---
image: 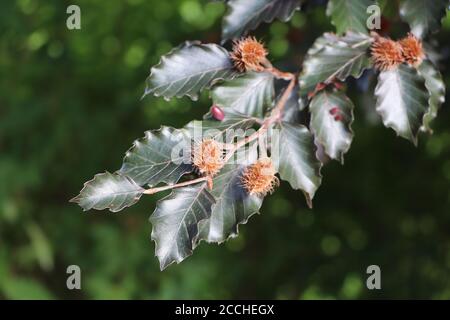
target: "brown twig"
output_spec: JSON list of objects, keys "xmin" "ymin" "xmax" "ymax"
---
[
  {"xmin": 267, "ymin": 66, "xmax": 295, "ymax": 80},
  {"xmin": 267, "ymin": 76, "xmax": 296, "ymax": 122},
  {"xmin": 143, "ymin": 176, "xmax": 208, "ymax": 195},
  {"xmin": 224, "ymin": 76, "xmax": 296, "ymax": 162}
]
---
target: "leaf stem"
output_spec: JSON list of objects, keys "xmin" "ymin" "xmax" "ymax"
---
[
  {"xmin": 143, "ymin": 176, "xmax": 208, "ymax": 195},
  {"xmin": 267, "ymin": 67, "xmax": 295, "ymax": 80}
]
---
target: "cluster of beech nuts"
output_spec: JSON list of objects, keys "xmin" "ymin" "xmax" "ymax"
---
[
  {"xmin": 371, "ymin": 33, "xmax": 425, "ymax": 71},
  {"xmin": 192, "ymin": 33, "xmax": 425, "ymax": 197},
  {"xmin": 192, "ymin": 138, "xmax": 278, "ymax": 197},
  {"xmin": 230, "ymin": 33, "xmax": 425, "ymax": 74}
]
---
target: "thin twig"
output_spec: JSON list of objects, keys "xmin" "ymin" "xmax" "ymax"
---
[
  {"xmin": 143, "ymin": 176, "xmax": 208, "ymax": 195},
  {"xmin": 223, "ymin": 127, "xmax": 267, "ymax": 163},
  {"xmin": 224, "ymin": 76, "xmax": 296, "ymax": 162},
  {"xmin": 267, "ymin": 67, "xmax": 295, "ymax": 80},
  {"xmin": 267, "ymin": 76, "xmax": 296, "ymax": 122}
]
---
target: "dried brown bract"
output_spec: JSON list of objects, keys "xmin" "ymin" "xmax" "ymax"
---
[
  {"xmin": 242, "ymin": 158, "xmax": 279, "ymax": 197},
  {"xmin": 193, "ymin": 138, "xmax": 224, "ymax": 176},
  {"xmin": 230, "ymin": 37, "xmax": 268, "ymax": 72},
  {"xmin": 399, "ymin": 33, "xmax": 425, "ymax": 67},
  {"xmin": 371, "ymin": 36, "xmax": 404, "ymax": 71}
]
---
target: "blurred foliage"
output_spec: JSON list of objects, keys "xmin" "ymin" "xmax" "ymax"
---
[{"xmin": 0, "ymin": 0, "xmax": 450, "ymax": 299}]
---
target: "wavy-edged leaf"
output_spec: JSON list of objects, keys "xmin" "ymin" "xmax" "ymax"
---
[
  {"xmin": 374, "ymin": 64, "xmax": 430, "ymax": 144},
  {"xmin": 144, "ymin": 42, "xmax": 236, "ymax": 101},
  {"xmin": 310, "ymin": 90, "xmax": 354, "ymax": 163},
  {"xmin": 211, "ymin": 71, "xmax": 274, "ymax": 117},
  {"xmin": 400, "ymin": 0, "xmax": 449, "ymax": 39},
  {"xmin": 150, "ymin": 183, "xmax": 215, "ymax": 270},
  {"xmin": 70, "ymin": 172, "xmax": 144, "ymax": 212},
  {"xmin": 197, "ymin": 143, "xmax": 262, "ymax": 243},
  {"xmin": 299, "ymin": 32, "xmax": 372, "ymax": 95},
  {"xmin": 222, "ymin": 0, "xmax": 302, "ymax": 40},
  {"xmin": 306, "ymin": 33, "xmax": 340, "ymax": 56},
  {"xmin": 119, "ymin": 127, "xmax": 192, "ymax": 187},
  {"xmin": 282, "ymin": 84, "xmax": 305, "ymax": 124},
  {"xmin": 185, "ymin": 109, "xmax": 257, "ymax": 142},
  {"xmin": 326, "ymin": 0, "xmax": 375, "ymax": 35},
  {"xmin": 418, "ymin": 60, "xmax": 446, "ymax": 132},
  {"xmin": 271, "ymin": 122, "xmax": 322, "ymax": 207}
]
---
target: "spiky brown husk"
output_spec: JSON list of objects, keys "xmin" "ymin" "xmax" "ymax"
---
[
  {"xmin": 371, "ymin": 36, "xmax": 404, "ymax": 71},
  {"xmin": 193, "ymin": 139, "xmax": 224, "ymax": 176},
  {"xmin": 230, "ymin": 37, "xmax": 268, "ymax": 72},
  {"xmin": 242, "ymin": 158, "xmax": 279, "ymax": 197},
  {"xmin": 399, "ymin": 33, "xmax": 425, "ymax": 67}
]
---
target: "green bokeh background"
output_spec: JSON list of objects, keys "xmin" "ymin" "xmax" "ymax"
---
[{"xmin": 1, "ymin": 0, "xmax": 450, "ymax": 299}]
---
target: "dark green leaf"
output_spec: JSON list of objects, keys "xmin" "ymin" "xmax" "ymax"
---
[
  {"xmin": 282, "ymin": 85, "xmax": 305, "ymax": 124},
  {"xmin": 400, "ymin": 0, "xmax": 449, "ymax": 39},
  {"xmin": 144, "ymin": 42, "xmax": 235, "ymax": 101},
  {"xmin": 150, "ymin": 183, "xmax": 215, "ymax": 270},
  {"xmin": 299, "ymin": 32, "xmax": 372, "ymax": 95},
  {"xmin": 374, "ymin": 64, "xmax": 430, "ymax": 144},
  {"xmin": 70, "ymin": 172, "xmax": 144, "ymax": 212},
  {"xmin": 185, "ymin": 109, "xmax": 257, "ymax": 142},
  {"xmin": 211, "ymin": 71, "xmax": 274, "ymax": 118},
  {"xmin": 197, "ymin": 143, "xmax": 262, "ymax": 243},
  {"xmin": 222, "ymin": 0, "xmax": 302, "ymax": 40},
  {"xmin": 271, "ymin": 122, "xmax": 322, "ymax": 207},
  {"xmin": 326, "ymin": 0, "xmax": 375, "ymax": 35},
  {"xmin": 119, "ymin": 127, "xmax": 192, "ymax": 187},
  {"xmin": 310, "ymin": 90, "xmax": 354, "ymax": 163},
  {"xmin": 418, "ymin": 60, "xmax": 446, "ymax": 133}
]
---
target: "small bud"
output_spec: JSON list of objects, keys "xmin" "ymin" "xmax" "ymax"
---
[
  {"xmin": 211, "ymin": 105, "xmax": 225, "ymax": 121},
  {"xmin": 333, "ymin": 81, "xmax": 344, "ymax": 90},
  {"xmin": 329, "ymin": 107, "xmax": 339, "ymax": 115}
]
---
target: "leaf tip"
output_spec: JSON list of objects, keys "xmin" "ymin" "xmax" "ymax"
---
[
  {"xmin": 69, "ymin": 194, "xmax": 80, "ymax": 205},
  {"xmin": 304, "ymin": 192, "xmax": 313, "ymax": 209}
]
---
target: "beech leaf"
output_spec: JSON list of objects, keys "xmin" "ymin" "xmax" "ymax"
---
[
  {"xmin": 299, "ymin": 32, "xmax": 372, "ymax": 95},
  {"xmin": 282, "ymin": 84, "xmax": 305, "ymax": 124},
  {"xmin": 119, "ymin": 126, "xmax": 192, "ymax": 187},
  {"xmin": 271, "ymin": 122, "xmax": 322, "ymax": 207},
  {"xmin": 150, "ymin": 183, "xmax": 215, "ymax": 270},
  {"xmin": 211, "ymin": 71, "xmax": 274, "ymax": 118},
  {"xmin": 326, "ymin": 0, "xmax": 375, "ymax": 35},
  {"xmin": 310, "ymin": 90, "xmax": 354, "ymax": 163},
  {"xmin": 399, "ymin": 0, "xmax": 449, "ymax": 39},
  {"xmin": 222, "ymin": 0, "xmax": 302, "ymax": 40},
  {"xmin": 144, "ymin": 42, "xmax": 236, "ymax": 101},
  {"xmin": 418, "ymin": 60, "xmax": 446, "ymax": 133},
  {"xmin": 185, "ymin": 109, "xmax": 258, "ymax": 142},
  {"xmin": 70, "ymin": 172, "xmax": 144, "ymax": 212},
  {"xmin": 374, "ymin": 64, "xmax": 430, "ymax": 144},
  {"xmin": 197, "ymin": 143, "xmax": 262, "ymax": 243}
]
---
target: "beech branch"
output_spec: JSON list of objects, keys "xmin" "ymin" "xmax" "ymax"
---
[
  {"xmin": 143, "ymin": 176, "xmax": 209, "ymax": 195},
  {"xmin": 143, "ymin": 70, "xmax": 297, "ymax": 196}
]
